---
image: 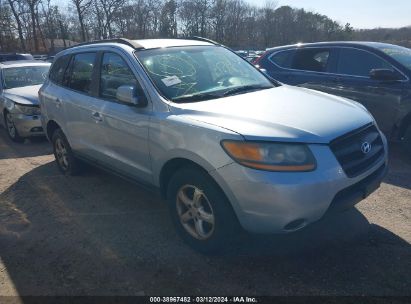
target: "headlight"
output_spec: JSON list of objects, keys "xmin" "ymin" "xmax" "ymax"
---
[
  {"xmin": 221, "ymin": 140, "xmax": 316, "ymax": 172},
  {"xmin": 14, "ymin": 104, "xmax": 41, "ymax": 116}
]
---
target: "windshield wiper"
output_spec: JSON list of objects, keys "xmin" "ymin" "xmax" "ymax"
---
[
  {"xmin": 223, "ymin": 85, "xmax": 272, "ymax": 97},
  {"xmin": 172, "ymin": 93, "xmax": 222, "ymax": 103}
]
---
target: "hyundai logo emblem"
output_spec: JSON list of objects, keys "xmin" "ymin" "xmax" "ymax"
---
[{"xmin": 361, "ymin": 142, "xmax": 372, "ymax": 154}]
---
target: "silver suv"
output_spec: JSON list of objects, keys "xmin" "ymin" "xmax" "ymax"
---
[{"xmin": 39, "ymin": 38, "xmax": 388, "ymax": 253}]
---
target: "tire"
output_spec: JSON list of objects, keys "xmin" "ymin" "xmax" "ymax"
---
[
  {"xmin": 402, "ymin": 124, "xmax": 411, "ymax": 157},
  {"xmin": 4, "ymin": 111, "xmax": 24, "ymax": 143},
  {"xmin": 166, "ymin": 167, "xmax": 239, "ymax": 254},
  {"xmin": 52, "ymin": 128, "xmax": 82, "ymax": 175}
]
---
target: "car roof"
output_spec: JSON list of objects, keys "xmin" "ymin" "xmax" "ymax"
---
[
  {"xmin": 63, "ymin": 38, "xmax": 214, "ymax": 54},
  {"xmin": 266, "ymin": 41, "xmax": 402, "ymax": 51},
  {"xmin": 0, "ymin": 60, "xmax": 51, "ymax": 68},
  {"xmin": 134, "ymin": 39, "xmax": 213, "ymax": 49}
]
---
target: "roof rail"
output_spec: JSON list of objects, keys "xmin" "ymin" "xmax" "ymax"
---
[
  {"xmin": 64, "ymin": 38, "xmax": 144, "ymax": 50},
  {"xmin": 189, "ymin": 36, "xmax": 221, "ymax": 45}
]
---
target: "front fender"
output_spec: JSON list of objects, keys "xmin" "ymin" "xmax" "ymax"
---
[{"xmin": 149, "ymin": 114, "xmax": 240, "ymax": 187}]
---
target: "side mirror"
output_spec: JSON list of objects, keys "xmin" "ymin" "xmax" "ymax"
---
[
  {"xmin": 116, "ymin": 85, "xmax": 147, "ymax": 107},
  {"xmin": 370, "ymin": 69, "xmax": 402, "ymax": 82}
]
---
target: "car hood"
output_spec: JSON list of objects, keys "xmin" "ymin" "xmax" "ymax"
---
[
  {"xmin": 3, "ymin": 84, "xmax": 42, "ymax": 105},
  {"xmin": 170, "ymin": 85, "xmax": 373, "ymax": 144}
]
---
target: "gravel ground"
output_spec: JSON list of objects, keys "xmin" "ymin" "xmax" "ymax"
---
[{"xmin": 0, "ymin": 130, "xmax": 410, "ymax": 296}]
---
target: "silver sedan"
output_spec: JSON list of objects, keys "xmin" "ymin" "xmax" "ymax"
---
[{"xmin": 0, "ymin": 61, "xmax": 50, "ymax": 142}]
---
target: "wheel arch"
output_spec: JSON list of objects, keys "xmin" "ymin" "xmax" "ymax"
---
[
  {"xmin": 398, "ymin": 112, "xmax": 411, "ymax": 140},
  {"xmin": 159, "ymin": 158, "xmax": 211, "ymax": 199},
  {"xmin": 46, "ymin": 120, "xmax": 62, "ymax": 141},
  {"xmin": 2, "ymin": 107, "xmax": 9, "ymax": 127}
]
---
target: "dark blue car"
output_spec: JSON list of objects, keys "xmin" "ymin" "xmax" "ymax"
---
[{"xmin": 255, "ymin": 42, "xmax": 411, "ymax": 152}]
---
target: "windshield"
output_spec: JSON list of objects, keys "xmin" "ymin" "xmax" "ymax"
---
[
  {"xmin": 377, "ymin": 45, "xmax": 411, "ymax": 70},
  {"xmin": 3, "ymin": 66, "xmax": 49, "ymax": 89},
  {"xmin": 135, "ymin": 46, "xmax": 274, "ymax": 102}
]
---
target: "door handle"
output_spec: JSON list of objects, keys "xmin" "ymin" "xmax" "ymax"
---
[{"xmin": 92, "ymin": 111, "xmax": 103, "ymax": 122}]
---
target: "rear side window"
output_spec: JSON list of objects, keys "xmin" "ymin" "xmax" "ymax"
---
[
  {"xmin": 100, "ymin": 53, "xmax": 139, "ymax": 100},
  {"xmin": 337, "ymin": 48, "xmax": 393, "ymax": 77},
  {"xmin": 270, "ymin": 50, "xmax": 296, "ymax": 69},
  {"xmin": 68, "ymin": 53, "xmax": 96, "ymax": 94},
  {"xmin": 49, "ymin": 55, "xmax": 70, "ymax": 85},
  {"xmin": 292, "ymin": 49, "xmax": 330, "ymax": 72}
]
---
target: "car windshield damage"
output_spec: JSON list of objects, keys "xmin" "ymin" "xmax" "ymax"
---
[
  {"xmin": 377, "ymin": 45, "xmax": 411, "ymax": 70},
  {"xmin": 3, "ymin": 66, "xmax": 50, "ymax": 89},
  {"xmin": 135, "ymin": 46, "xmax": 275, "ymax": 103}
]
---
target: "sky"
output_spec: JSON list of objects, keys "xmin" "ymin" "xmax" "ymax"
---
[
  {"xmin": 54, "ymin": 0, "xmax": 410, "ymax": 30},
  {"xmin": 247, "ymin": 0, "xmax": 411, "ymax": 29}
]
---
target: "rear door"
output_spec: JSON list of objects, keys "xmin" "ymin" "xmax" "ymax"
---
[
  {"xmin": 60, "ymin": 52, "xmax": 110, "ymax": 162},
  {"xmin": 333, "ymin": 47, "xmax": 404, "ymax": 135},
  {"xmin": 267, "ymin": 47, "xmax": 338, "ymax": 93}
]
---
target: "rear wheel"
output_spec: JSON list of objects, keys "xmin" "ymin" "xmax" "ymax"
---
[
  {"xmin": 167, "ymin": 167, "xmax": 239, "ymax": 254},
  {"xmin": 4, "ymin": 111, "xmax": 24, "ymax": 143},
  {"xmin": 52, "ymin": 129, "xmax": 82, "ymax": 175}
]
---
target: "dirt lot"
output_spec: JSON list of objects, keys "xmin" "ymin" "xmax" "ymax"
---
[{"xmin": 0, "ymin": 130, "xmax": 410, "ymax": 296}]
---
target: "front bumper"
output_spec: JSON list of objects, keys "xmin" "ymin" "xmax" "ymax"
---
[
  {"xmin": 11, "ymin": 113, "xmax": 44, "ymax": 137},
  {"xmin": 211, "ymin": 142, "xmax": 388, "ymax": 234}
]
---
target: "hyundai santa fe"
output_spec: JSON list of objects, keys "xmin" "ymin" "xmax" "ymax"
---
[{"xmin": 39, "ymin": 38, "xmax": 388, "ymax": 253}]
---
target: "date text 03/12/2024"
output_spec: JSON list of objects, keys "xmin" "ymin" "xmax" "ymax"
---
[{"xmin": 149, "ymin": 297, "xmax": 258, "ymax": 303}]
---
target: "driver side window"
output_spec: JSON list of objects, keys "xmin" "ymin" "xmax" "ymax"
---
[{"xmin": 100, "ymin": 53, "xmax": 139, "ymax": 101}]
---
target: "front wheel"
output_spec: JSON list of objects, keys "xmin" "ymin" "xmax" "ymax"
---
[
  {"xmin": 52, "ymin": 129, "xmax": 82, "ymax": 175},
  {"xmin": 4, "ymin": 111, "xmax": 24, "ymax": 143},
  {"xmin": 167, "ymin": 167, "xmax": 239, "ymax": 254}
]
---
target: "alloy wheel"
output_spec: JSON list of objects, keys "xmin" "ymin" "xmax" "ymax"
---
[
  {"xmin": 176, "ymin": 185, "xmax": 215, "ymax": 240},
  {"xmin": 55, "ymin": 138, "xmax": 69, "ymax": 171}
]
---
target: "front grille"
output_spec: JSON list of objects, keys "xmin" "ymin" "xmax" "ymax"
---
[{"xmin": 330, "ymin": 123, "xmax": 385, "ymax": 178}]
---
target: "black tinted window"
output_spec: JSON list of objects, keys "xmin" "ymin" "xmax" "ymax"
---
[
  {"xmin": 292, "ymin": 49, "xmax": 330, "ymax": 72},
  {"xmin": 270, "ymin": 50, "xmax": 296, "ymax": 69},
  {"xmin": 337, "ymin": 48, "xmax": 393, "ymax": 77},
  {"xmin": 100, "ymin": 53, "xmax": 138, "ymax": 100},
  {"xmin": 49, "ymin": 55, "xmax": 70, "ymax": 85},
  {"xmin": 68, "ymin": 53, "xmax": 96, "ymax": 94}
]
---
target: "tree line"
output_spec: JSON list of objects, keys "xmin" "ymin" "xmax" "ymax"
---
[{"xmin": 0, "ymin": 0, "xmax": 410, "ymax": 54}]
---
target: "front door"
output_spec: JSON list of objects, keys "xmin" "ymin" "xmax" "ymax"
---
[
  {"xmin": 333, "ymin": 47, "xmax": 404, "ymax": 136},
  {"xmin": 93, "ymin": 52, "xmax": 152, "ymax": 183}
]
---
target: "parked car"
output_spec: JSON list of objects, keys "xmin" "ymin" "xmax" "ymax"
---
[
  {"xmin": 255, "ymin": 42, "xmax": 411, "ymax": 153},
  {"xmin": 40, "ymin": 38, "xmax": 388, "ymax": 253},
  {"xmin": 33, "ymin": 54, "xmax": 48, "ymax": 61},
  {"xmin": 0, "ymin": 60, "xmax": 51, "ymax": 141},
  {"xmin": 246, "ymin": 55, "xmax": 260, "ymax": 63},
  {"xmin": 0, "ymin": 53, "xmax": 34, "ymax": 62},
  {"xmin": 46, "ymin": 56, "xmax": 55, "ymax": 63},
  {"xmin": 235, "ymin": 50, "xmax": 248, "ymax": 58}
]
